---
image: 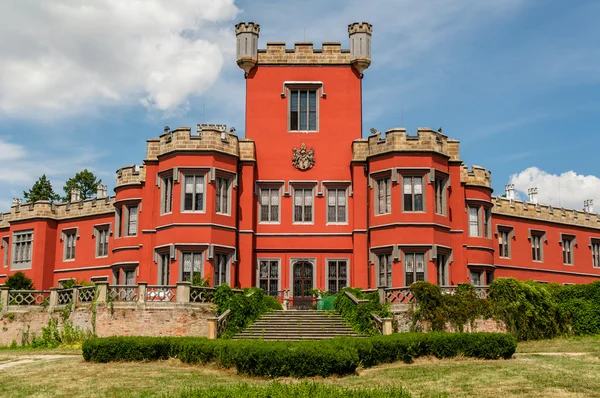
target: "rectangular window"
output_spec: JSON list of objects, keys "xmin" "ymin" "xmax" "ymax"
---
[
  {"xmin": 434, "ymin": 178, "xmax": 445, "ymax": 215},
  {"xmin": 436, "ymin": 254, "xmax": 447, "ymax": 286},
  {"xmin": 258, "ymin": 260, "xmax": 279, "ymax": 295},
  {"xmin": 158, "ymin": 253, "xmax": 171, "ymax": 285},
  {"xmin": 183, "ymin": 174, "xmax": 205, "ymax": 211},
  {"xmin": 470, "ymin": 270, "xmax": 483, "ymax": 286},
  {"xmin": 562, "ymin": 237, "xmax": 574, "ymax": 265},
  {"xmin": 63, "ymin": 230, "xmax": 77, "ymax": 261},
  {"xmin": 486, "ymin": 271, "xmax": 494, "ymax": 285},
  {"xmin": 95, "ymin": 226, "xmax": 110, "ymax": 258},
  {"xmin": 498, "ymin": 230, "xmax": 510, "ymax": 258},
  {"xmin": 532, "ymin": 234, "xmax": 543, "ymax": 262},
  {"xmin": 327, "ymin": 260, "xmax": 348, "ymax": 294},
  {"xmin": 293, "ymin": 187, "xmax": 313, "ymax": 223},
  {"xmin": 327, "ymin": 188, "xmax": 347, "ymax": 223},
  {"xmin": 468, "ymin": 206, "xmax": 480, "ymax": 237},
  {"xmin": 376, "ymin": 177, "xmax": 391, "ymax": 215},
  {"xmin": 181, "ymin": 252, "xmax": 203, "ymax": 282},
  {"xmin": 484, "ymin": 208, "xmax": 491, "ymax": 238},
  {"xmin": 593, "ymin": 242, "xmax": 600, "ymax": 269},
  {"xmin": 2, "ymin": 237, "xmax": 9, "ymax": 267},
  {"xmin": 289, "ymin": 88, "xmax": 317, "ymax": 131},
  {"xmin": 259, "ymin": 187, "xmax": 280, "ymax": 223},
  {"xmin": 214, "ymin": 253, "xmax": 229, "ymax": 286},
  {"xmin": 126, "ymin": 205, "xmax": 138, "ymax": 236},
  {"xmin": 161, "ymin": 175, "xmax": 173, "ymax": 214},
  {"xmin": 378, "ymin": 254, "xmax": 392, "ymax": 287},
  {"xmin": 403, "ymin": 176, "xmax": 424, "ymax": 212},
  {"xmin": 405, "ymin": 252, "xmax": 426, "ymax": 285},
  {"xmin": 215, "ymin": 177, "xmax": 231, "ymax": 215},
  {"xmin": 123, "ymin": 269, "xmax": 136, "ymax": 286},
  {"xmin": 115, "ymin": 207, "xmax": 122, "ymax": 238},
  {"xmin": 11, "ymin": 230, "xmax": 33, "ymax": 270}
]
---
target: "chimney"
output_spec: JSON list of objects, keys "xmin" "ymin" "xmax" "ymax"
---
[
  {"xmin": 527, "ymin": 187, "xmax": 538, "ymax": 204},
  {"xmin": 11, "ymin": 198, "xmax": 22, "ymax": 207},
  {"xmin": 70, "ymin": 188, "xmax": 81, "ymax": 202},
  {"xmin": 584, "ymin": 199, "xmax": 594, "ymax": 213},
  {"xmin": 97, "ymin": 184, "xmax": 108, "ymax": 199},
  {"xmin": 505, "ymin": 184, "xmax": 515, "ymax": 201}
]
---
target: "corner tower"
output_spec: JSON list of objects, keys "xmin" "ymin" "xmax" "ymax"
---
[
  {"xmin": 348, "ymin": 22, "xmax": 372, "ymax": 75},
  {"xmin": 235, "ymin": 22, "xmax": 260, "ymax": 76}
]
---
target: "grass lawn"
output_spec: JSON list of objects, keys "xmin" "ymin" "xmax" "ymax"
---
[{"xmin": 0, "ymin": 336, "xmax": 599, "ymax": 397}]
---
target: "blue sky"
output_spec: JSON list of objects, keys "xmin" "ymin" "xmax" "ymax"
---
[{"xmin": 0, "ymin": 0, "xmax": 599, "ymax": 211}]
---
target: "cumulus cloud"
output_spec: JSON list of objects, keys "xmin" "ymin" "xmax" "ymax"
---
[
  {"xmin": 509, "ymin": 167, "xmax": 600, "ymax": 210},
  {"xmin": 0, "ymin": 0, "xmax": 239, "ymax": 116}
]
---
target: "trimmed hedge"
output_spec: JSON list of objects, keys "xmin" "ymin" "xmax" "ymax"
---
[
  {"xmin": 179, "ymin": 382, "xmax": 411, "ymax": 398},
  {"xmin": 82, "ymin": 332, "xmax": 516, "ymax": 378}
]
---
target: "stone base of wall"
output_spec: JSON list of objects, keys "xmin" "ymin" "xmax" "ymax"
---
[{"xmin": 0, "ymin": 304, "xmax": 216, "ymax": 346}]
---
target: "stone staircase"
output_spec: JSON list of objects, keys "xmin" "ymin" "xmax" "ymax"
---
[{"xmin": 232, "ymin": 310, "xmax": 363, "ymax": 340}]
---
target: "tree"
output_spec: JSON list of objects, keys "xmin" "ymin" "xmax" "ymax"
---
[
  {"xmin": 62, "ymin": 169, "xmax": 102, "ymax": 201},
  {"xmin": 22, "ymin": 174, "xmax": 60, "ymax": 203},
  {"xmin": 5, "ymin": 271, "xmax": 34, "ymax": 290}
]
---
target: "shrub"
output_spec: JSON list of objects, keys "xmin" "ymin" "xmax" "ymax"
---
[
  {"xmin": 4, "ymin": 272, "xmax": 34, "ymax": 290},
  {"xmin": 335, "ymin": 287, "xmax": 387, "ymax": 335}
]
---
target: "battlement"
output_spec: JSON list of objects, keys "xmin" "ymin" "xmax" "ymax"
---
[
  {"xmin": 352, "ymin": 127, "xmax": 461, "ymax": 161},
  {"xmin": 492, "ymin": 196, "xmax": 600, "ymax": 230},
  {"xmin": 0, "ymin": 196, "xmax": 115, "ymax": 229},
  {"xmin": 258, "ymin": 42, "xmax": 351, "ymax": 65},
  {"xmin": 115, "ymin": 164, "xmax": 146, "ymax": 188},
  {"xmin": 460, "ymin": 165, "xmax": 492, "ymax": 189},
  {"xmin": 235, "ymin": 21, "xmax": 260, "ymax": 35},
  {"xmin": 348, "ymin": 22, "xmax": 373, "ymax": 35}
]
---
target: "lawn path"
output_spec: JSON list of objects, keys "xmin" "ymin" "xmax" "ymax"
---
[{"xmin": 0, "ymin": 355, "xmax": 76, "ymax": 370}]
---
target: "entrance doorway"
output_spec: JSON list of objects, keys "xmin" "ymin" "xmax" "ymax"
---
[{"xmin": 292, "ymin": 261, "xmax": 314, "ymax": 308}]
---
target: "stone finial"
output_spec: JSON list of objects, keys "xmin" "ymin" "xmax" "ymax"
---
[
  {"xmin": 97, "ymin": 184, "xmax": 108, "ymax": 199},
  {"xmin": 527, "ymin": 187, "xmax": 538, "ymax": 204},
  {"xmin": 584, "ymin": 199, "xmax": 594, "ymax": 213},
  {"xmin": 70, "ymin": 188, "xmax": 81, "ymax": 202},
  {"xmin": 505, "ymin": 184, "xmax": 515, "ymax": 201},
  {"xmin": 348, "ymin": 22, "xmax": 372, "ymax": 75},
  {"xmin": 11, "ymin": 198, "xmax": 22, "ymax": 207},
  {"xmin": 235, "ymin": 21, "xmax": 260, "ymax": 76}
]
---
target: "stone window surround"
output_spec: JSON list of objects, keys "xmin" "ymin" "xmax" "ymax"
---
[
  {"xmin": 590, "ymin": 238, "xmax": 600, "ymax": 268},
  {"xmin": 257, "ymin": 183, "xmax": 282, "ymax": 224},
  {"xmin": 430, "ymin": 169, "xmax": 449, "ymax": 216},
  {"xmin": 528, "ymin": 229, "xmax": 547, "ymax": 263},
  {"xmin": 291, "ymin": 183, "xmax": 317, "ymax": 224},
  {"xmin": 112, "ymin": 263, "xmax": 138, "ymax": 285},
  {"xmin": 325, "ymin": 257, "xmax": 350, "ymax": 293},
  {"xmin": 401, "ymin": 173, "xmax": 427, "ymax": 213},
  {"xmin": 284, "ymin": 82, "xmax": 323, "ymax": 133},
  {"xmin": 11, "ymin": 229, "xmax": 34, "ymax": 271},
  {"xmin": 402, "ymin": 249, "xmax": 429, "ymax": 286},
  {"xmin": 372, "ymin": 171, "xmax": 392, "ymax": 216},
  {"xmin": 215, "ymin": 174, "xmax": 234, "ymax": 216},
  {"xmin": 159, "ymin": 171, "xmax": 174, "ymax": 215},
  {"xmin": 213, "ymin": 251, "xmax": 231, "ymax": 286},
  {"xmin": 431, "ymin": 245, "xmax": 453, "ymax": 286},
  {"xmin": 92, "ymin": 223, "xmax": 112, "ymax": 258},
  {"xmin": 181, "ymin": 172, "xmax": 207, "ymax": 213},
  {"xmin": 2, "ymin": 236, "xmax": 8, "ymax": 268},
  {"xmin": 324, "ymin": 184, "xmax": 349, "ymax": 225},
  {"xmin": 288, "ymin": 258, "xmax": 317, "ymax": 297},
  {"xmin": 114, "ymin": 199, "xmax": 141, "ymax": 239},
  {"xmin": 495, "ymin": 224, "xmax": 514, "ymax": 259},
  {"xmin": 560, "ymin": 233, "xmax": 577, "ymax": 265},
  {"xmin": 179, "ymin": 250, "xmax": 204, "ymax": 283},
  {"xmin": 60, "ymin": 227, "xmax": 79, "ymax": 262},
  {"xmin": 256, "ymin": 258, "xmax": 281, "ymax": 294}
]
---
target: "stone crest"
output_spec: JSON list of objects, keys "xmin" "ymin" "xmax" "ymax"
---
[{"xmin": 292, "ymin": 143, "xmax": 315, "ymax": 170}]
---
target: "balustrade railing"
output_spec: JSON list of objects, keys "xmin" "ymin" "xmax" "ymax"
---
[
  {"xmin": 57, "ymin": 288, "xmax": 75, "ymax": 305},
  {"xmin": 146, "ymin": 285, "xmax": 177, "ymax": 302},
  {"xmin": 7, "ymin": 290, "xmax": 50, "ymax": 306},
  {"xmin": 108, "ymin": 285, "xmax": 138, "ymax": 302},
  {"xmin": 385, "ymin": 286, "xmax": 490, "ymax": 303},
  {"xmin": 78, "ymin": 286, "xmax": 96, "ymax": 303},
  {"xmin": 190, "ymin": 286, "xmax": 215, "ymax": 303},
  {"xmin": 216, "ymin": 309, "xmax": 231, "ymax": 337}
]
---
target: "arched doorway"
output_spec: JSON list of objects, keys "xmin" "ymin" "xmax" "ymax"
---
[{"xmin": 292, "ymin": 260, "xmax": 313, "ymax": 308}]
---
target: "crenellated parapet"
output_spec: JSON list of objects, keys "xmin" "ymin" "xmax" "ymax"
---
[
  {"xmin": 238, "ymin": 139, "xmax": 256, "ymax": 162},
  {"xmin": 460, "ymin": 165, "xmax": 492, "ymax": 190},
  {"xmin": 257, "ymin": 42, "xmax": 351, "ymax": 65},
  {"xmin": 352, "ymin": 128, "xmax": 461, "ymax": 161},
  {"xmin": 492, "ymin": 196, "xmax": 600, "ymax": 230},
  {"xmin": 115, "ymin": 164, "xmax": 146, "ymax": 188},
  {"xmin": 0, "ymin": 197, "xmax": 115, "ymax": 228}
]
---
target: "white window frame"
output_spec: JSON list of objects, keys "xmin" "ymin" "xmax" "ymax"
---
[
  {"xmin": 258, "ymin": 186, "xmax": 281, "ymax": 224},
  {"xmin": 215, "ymin": 176, "xmax": 232, "ymax": 215},
  {"xmin": 213, "ymin": 252, "xmax": 230, "ymax": 286},
  {"xmin": 94, "ymin": 224, "xmax": 110, "ymax": 258},
  {"xmin": 325, "ymin": 258, "xmax": 349, "ymax": 294},
  {"xmin": 288, "ymin": 87, "xmax": 319, "ymax": 132},
  {"xmin": 257, "ymin": 258, "xmax": 280, "ymax": 295},
  {"xmin": 180, "ymin": 251, "xmax": 204, "ymax": 282},
  {"xmin": 402, "ymin": 175, "xmax": 425, "ymax": 212},
  {"xmin": 61, "ymin": 228, "xmax": 78, "ymax": 262},
  {"xmin": 160, "ymin": 174, "xmax": 173, "ymax": 215},
  {"xmin": 468, "ymin": 206, "xmax": 481, "ymax": 237},
  {"xmin": 124, "ymin": 205, "xmax": 138, "ymax": 237},
  {"xmin": 404, "ymin": 251, "xmax": 427, "ymax": 285},
  {"xmin": 292, "ymin": 186, "xmax": 314, "ymax": 224},
  {"xmin": 11, "ymin": 230, "xmax": 33, "ymax": 270},
  {"xmin": 375, "ymin": 176, "xmax": 391, "ymax": 215},
  {"xmin": 181, "ymin": 174, "xmax": 206, "ymax": 213},
  {"xmin": 326, "ymin": 187, "xmax": 348, "ymax": 224},
  {"xmin": 498, "ymin": 229, "xmax": 511, "ymax": 259}
]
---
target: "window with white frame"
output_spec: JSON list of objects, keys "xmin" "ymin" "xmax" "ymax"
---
[
  {"xmin": 592, "ymin": 241, "xmax": 600, "ymax": 268},
  {"xmin": 11, "ymin": 230, "xmax": 33, "ymax": 270},
  {"xmin": 484, "ymin": 208, "xmax": 491, "ymax": 238},
  {"xmin": 375, "ymin": 177, "xmax": 391, "ymax": 215},
  {"xmin": 214, "ymin": 253, "xmax": 229, "ymax": 286},
  {"xmin": 2, "ymin": 237, "xmax": 9, "ymax": 267},
  {"xmin": 327, "ymin": 188, "xmax": 347, "ymax": 223},
  {"xmin": 436, "ymin": 253, "xmax": 448, "ymax": 286},
  {"xmin": 183, "ymin": 174, "xmax": 205, "ymax": 211},
  {"xmin": 327, "ymin": 260, "xmax": 348, "ymax": 294},
  {"xmin": 562, "ymin": 236, "xmax": 574, "ymax": 265},
  {"xmin": 434, "ymin": 177, "xmax": 446, "ymax": 215},
  {"xmin": 405, "ymin": 252, "xmax": 426, "ymax": 285},
  {"xmin": 498, "ymin": 229, "xmax": 511, "ymax": 258},
  {"xmin": 125, "ymin": 205, "xmax": 138, "ymax": 236},
  {"xmin": 181, "ymin": 252, "xmax": 203, "ymax": 282},
  {"xmin": 259, "ymin": 187, "xmax": 280, "ymax": 223},
  {"xmin": 63, "ymin": 230, "xmax": 77, "ymax": 261},
  {"xmin": 158, "ymin": 252, "xmax": 171, "ymax": 285},
  {"xmin": 258, "ymin": 260, "xmax": 279, "ymax": 295},
  {"xmin": 95, "ymin": 225, "xmax": 110, "ymax": 258},
  {"xmin": 293, "ymin": 187, "xmax": 313, "ymax": 223},
  {"xmin": 377, "ymin": 253, "xmax": 392, "ymax": 287},
  {"xmin": 161, "ymin": 175, "xmax": 173, "ymax": 214},
  {"xmin": 468, "ymin": 206, "xmax": 481, "ymax": 237},
  {"xmin": 403, "ymin": 176, "xmax": 424, "ymax": 212},
  {"xmin": 532, "ymin": 233, "xmax": 543, "ymax": 262},
  {"xmin": 215, "ymin": 177, "xmax": 231, "ymax": 215},
  {"xmin": 289, "ymin": 88, "xmax": 318, "ymax": 131}
]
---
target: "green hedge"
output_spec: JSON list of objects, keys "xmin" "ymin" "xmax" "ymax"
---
[
  {"xmin": 82, "ymin": 332, "xmax": 516, "ymax": 378},
  {"xmin": 179, "ymin": 382, "xmax": 411, "ymax": 398}
]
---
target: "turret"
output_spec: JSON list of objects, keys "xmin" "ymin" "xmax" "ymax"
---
[
  {"xmin": 348, "ymin": 22, "xmax": 372, "ymax": 75},
  {"xmin": 235, "ymin": 21, "xmax": 260, "ymax": 76}
]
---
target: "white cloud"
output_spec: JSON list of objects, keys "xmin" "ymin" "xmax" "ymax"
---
[
  {"xmin": 509, "ymin": 167, "xmax": 600, "ymax": 210},
  {"xmin": 0, "ymin": 0, "xmax": 239, "ymax": 116}
]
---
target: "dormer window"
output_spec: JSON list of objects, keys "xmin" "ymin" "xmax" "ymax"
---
[{"xmin": 289, "ymin": 88, "xmax": 318, "ymax": 131}]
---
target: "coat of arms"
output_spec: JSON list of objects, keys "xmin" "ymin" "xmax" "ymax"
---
[{"xmin": 292, "ymin": 143, "xmax": 315, "ymax": 170}]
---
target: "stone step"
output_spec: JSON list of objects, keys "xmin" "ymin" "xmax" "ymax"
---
[
  {"xmin": 232, "ymin": 334, "xmax": 362, "ymax": 340},
  {"xmin": 245, "ymin": 327, "xmax": 355, "ymax": 333}
]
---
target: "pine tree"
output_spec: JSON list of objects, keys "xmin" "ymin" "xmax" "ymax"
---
[
  {"xmin": 22, "ymin": 174, "xmax": 60, "ymax": 203},
  {"xmin": 62, "ymin": 169, "xmax": 102, "ymax": 201}
]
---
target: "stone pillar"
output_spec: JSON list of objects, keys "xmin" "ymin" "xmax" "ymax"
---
[
  {"xmin": 137, "ymin": 282, "xmax": 147, "ymax": 304},
  {"xmin": 176, "ymin": 282, "xmax": 191, "ymax": 304},
  {"xmin": 283, "ymin": 289, "xmax": 289, "ymax": 311},
  {"xmin": 207, "ymin": 317, "xmax": 218, "ymax": 339},
  {"xmin": 382, "ymin": 318, "xmax": 394, "ymax": 335},
  {"xmin": 73, "ymin": 285, "xmax": 81, "ymax": 307},
  {"xmin": 0, "ymin": 287, "xmax": 9, "ymax": 313},
  {"xmin": 49, "ymin": 288, "xmax": 59, "ymax": 309},
  {"xmin": 378, "ymin": 287, "xmax": 386, "ymax": 306},
  {"xmin": 95, "ymin": 282, "xmax": 108, "ymax": 304}
]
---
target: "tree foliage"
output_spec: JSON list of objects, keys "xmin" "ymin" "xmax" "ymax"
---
[
  {"xmin": 5, "ymin": 271, "xmax": 34, "ymax": 290},
  {"xmin": 22, "ymin": 174, "xmax": 60, "ymax": 203},
  {"xmin": 62, "ymin": 169, "xmax": 102, "ymax": 201}
]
